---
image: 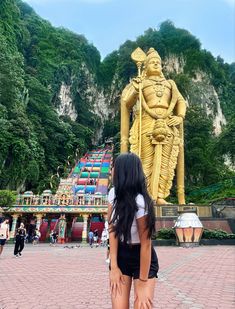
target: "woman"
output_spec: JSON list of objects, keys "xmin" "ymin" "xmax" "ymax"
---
[
  {"xmin": 108, "ymin": 153, "xmax": 159, "ymax": 309},
  {"xmin": 0, "ymin": 218, "xmax": 10, "ymax": 257},
  {"xmin": 33, "ymin": 228, "xmax": 41, "ymax": 245},
  {"xmin": 14, "ymin": 223, "xmax": 26, "ymax": 257}
]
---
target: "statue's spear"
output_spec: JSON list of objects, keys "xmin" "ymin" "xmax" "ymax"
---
[{"xmin": 131, "ymin": 47, "xmax": 146, "ymax": 158}]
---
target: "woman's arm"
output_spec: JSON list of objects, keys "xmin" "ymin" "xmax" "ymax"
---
[
  {"xmin": 135, "ymin": 216, "xmax": 153, "ymax": 308},
  {"xmin": 108, "ymin": 201, "xmax": 119, "ymax": 270},
  {"xmin": 108, "ymin": 203, "xmax": 125, "ymax": 296},
  {"xmin": 137, "ymin": 216, "xmax": 151, "ymax": 280},
  {"xmin": 7, "ymin": 225, "xmax": 11, "ymax": 240}
]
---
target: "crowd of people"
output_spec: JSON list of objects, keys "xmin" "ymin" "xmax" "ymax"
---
[
  {"xmin": 0, "ymin": 218, "xmax": 43, "ymax": 258},
  {"xmin": 0, "ymin": 217, "xmax": 110, "ymax": 262},
  {"xmin": 88, "ymin": 227, "xmax": 110, "ymax": 262}
]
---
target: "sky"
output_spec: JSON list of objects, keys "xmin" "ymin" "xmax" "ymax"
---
[{"xmin": 24, "ymin": 0, "xmax": 235, "ymax": 63}]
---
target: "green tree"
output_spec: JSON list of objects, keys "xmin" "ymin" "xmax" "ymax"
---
[{"xmin": 0, "ymin": 190, "xmax": 17, "ymax": 211}]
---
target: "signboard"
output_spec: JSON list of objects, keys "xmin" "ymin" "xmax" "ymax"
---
[{"xmin": 161, "ymin": 206, "xmax": 178, "ymax": 217}]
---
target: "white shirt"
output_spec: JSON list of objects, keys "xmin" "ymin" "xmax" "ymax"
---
[
  {"xmin": 0, "ymin": 222, "xmax": 9, "ymax": 239},
  {"xmin": 108, "ymin": 187, "xmax": 147, "ymax": 244}
]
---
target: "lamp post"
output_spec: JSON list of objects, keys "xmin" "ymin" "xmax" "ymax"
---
[{"xmin": 174, "ymin": 209, "xmax": 203, "ymax": 248}]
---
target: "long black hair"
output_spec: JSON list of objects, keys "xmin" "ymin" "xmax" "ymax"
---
[{"xmin": 109, "ymin": 152, "xmax": 155, "ymax": 243}]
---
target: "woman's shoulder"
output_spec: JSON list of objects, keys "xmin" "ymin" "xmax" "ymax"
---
[
  {"xmin": 135, "ymin": 194, "xmax": 147, "ymax": 219},
  {"xmin": 135, "ymin": 194, "xmax": 145, "ymax": 208},
  {"xmin": 108, "ymin": 187, "xmax": 115, "ymax": 204}
]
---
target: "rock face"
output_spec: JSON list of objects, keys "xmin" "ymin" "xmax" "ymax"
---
[
  {"xmin": 161, "ymin": 57, "xmax": 227, "ymax": 135},
  {"xmin": 164, "ymin": 54, "xmax": 185, "ymax": 74},
  {"xmin": 57, "ymin": 83, "xmax": 77, "ymax": 121},
  {"xmin": 190, "ymin": 71, "xmax": 227, "ymax": 135},
  {"xmin": 54, "ymin": 62, "xmax": 116, "ymax": 143},
  {"xmin": 223, "ymin": 155, "xmax": 235, "ymax": 172},
  {"xmin": 211, "ymin": 88, "xmax": 227, "ymax": 136}
]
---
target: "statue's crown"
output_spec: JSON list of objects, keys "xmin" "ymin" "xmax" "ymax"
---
[{"xmin": 145, "ymin": 48, "xmax": 161, "ymax": 63}]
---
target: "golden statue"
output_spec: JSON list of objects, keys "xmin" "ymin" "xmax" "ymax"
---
[{"xmin": 120, "ymin": 47, "xmax": 187, "ymax": 205}]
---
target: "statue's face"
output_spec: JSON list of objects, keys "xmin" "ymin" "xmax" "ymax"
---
[{"xmin": 146, "ymin": 58, "xmax": 162, "ymax": 76}]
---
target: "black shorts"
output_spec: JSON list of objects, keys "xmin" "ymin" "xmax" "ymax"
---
[
  {"xmin": 0, "ymin": 239, "xmax": 6, "ymax": 246},
  {"xmin": 113, "ymin": 242, "xmax": 159, "ymax": 279}
]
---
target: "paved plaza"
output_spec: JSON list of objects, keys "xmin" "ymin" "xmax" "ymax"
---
[{"xmin": 0, "ymin": 244, "xmax": 234, "ymax": 309}]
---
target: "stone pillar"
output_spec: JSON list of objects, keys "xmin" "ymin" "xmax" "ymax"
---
[
  {"xmin": 82, "ymin": 214, "xmax": 88, "ymax": 243},
  {"xmin": 10, "ymin": 214, "xmax": 19, "ymax": 239},
  {"xmin": 35, "ymin": 214, "xmax": 43, "ymax": 231}
]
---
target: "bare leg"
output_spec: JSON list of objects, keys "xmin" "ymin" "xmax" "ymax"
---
[
  {"xmin": 0, "ymin": 245, "xmax": 3, "ymax": 255},
  {"xmin": 111, "ymin": 275, "xmax": 132, "ymax": 309},
  {"xmin": 134, "ymin": 278, "xmax": 156, "ymax": 309}
]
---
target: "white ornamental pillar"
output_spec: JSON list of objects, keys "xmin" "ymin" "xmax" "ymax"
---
[
  {"xmin": 35, "ymin": 214, "xmax": 43, "ymax": 231},
  {"xmin": 82, "ymin": 214, "xmax": 88, "ymax": 243},
  {"xmin": 10, "ymin": 214, "xmax": 19, "ymax": 239}
]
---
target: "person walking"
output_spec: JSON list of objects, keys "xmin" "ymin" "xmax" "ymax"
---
[
  {"xmin": 108, "ymin": 153, "xmax": 159, "ymax": 309},
  {"xmin": 14, "ymin": 223, "xmax": 26, "ymax": 258},
  {"xmin": 101, "ymin": 228, "xmax": 107, "ymax": 247},
  {"xmin": 50, "ymin": 230, "xmax": 57, "ymax": 246},
  {"xmin": 33, "ymin": 228, "xmax": 41, "ymax": 245},
  {"xmin": 105, "ymin": 227, "xmax": 110, "ymax": 264},
  {"xmin": 88, "ymin": 230, "xmax": 94, "ymax": 248},
  {"xmin": 93, "ymin": 229, "xmax": 99, "ymax": 247},
  {"xmin": 0, "ymin": 218, "xmax": 10, "ymax": 257}
]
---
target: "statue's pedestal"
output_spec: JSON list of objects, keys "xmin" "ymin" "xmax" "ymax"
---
[
  {"xmin": 155, "ymin": 204, "xmax": 233, "ymax": 236},
  {"xmin": 155, "ymin": 204, "xmax": 212, "ymax": 218}
]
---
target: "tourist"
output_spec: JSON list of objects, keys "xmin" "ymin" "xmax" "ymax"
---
[
  {"xmin": 108, "ymin": 153, "xmax": 158, "ymax": 308},
  {"xmin": 33, "ymin": 228, "xmax": 41, "ymax": 245},
  {"xmin": 105, "ymin": 228, "xmax": 110, "ymax": 264},
  {"xmin": 101, "ymin": 228, "xmax": 107, "ymax": 247},
  {"xmin": 88, "ymin": 230, "xmax": 94, "ymax": 247},
  {"xmin": 14, "ymin": 223, "xmax": 26, "ymax": 258},
  {"xmin": 50, "ymin": 230, "xmax": 57, "ymax": 246},
  {"xmin": 0, "ymin": 218, "xmax": 10, "ymax": 257},
  {"xmin": 52, "ymin": 230, "xmax": 58, "ymax": 245},
  {"xmin": 50, "ymin": 230, "xmax": 53, "ymax": 245},
  {"xmin": 93, "ymin": 229, "xmax": 99, "ymax": 247}
]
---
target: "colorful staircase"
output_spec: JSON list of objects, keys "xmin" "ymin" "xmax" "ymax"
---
[
  {"xmin": 66, "ymin": 147, "xmax": 112, "ymax": 240},
  {"xmin": 71, "ymin": 148, "xmax": 112, "ymax": 196}
]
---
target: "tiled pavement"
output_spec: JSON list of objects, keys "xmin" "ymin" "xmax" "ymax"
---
[{"xmin": 0, "ymin": 244, "xmax": 234, "ymax": 309}]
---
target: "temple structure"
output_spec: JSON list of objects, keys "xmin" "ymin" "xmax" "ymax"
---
[{"xmin": 5, "ymin": 147, "xmax": 112, "ymax": 243}]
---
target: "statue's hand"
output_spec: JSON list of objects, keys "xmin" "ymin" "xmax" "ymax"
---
[
  {"xmin": 131, "ymin": 77, "xmax": 142, "ymax": 92},
  {"xmin": 167, "ymin": 116, "xmax": 183, "ymax": 126}
]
